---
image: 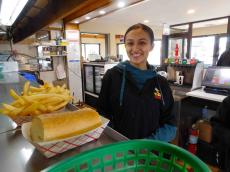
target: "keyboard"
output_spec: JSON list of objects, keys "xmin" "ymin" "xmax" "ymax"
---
[{"xmin": 204, "ymin": 87, "xmax": 230, "ymax": 96}]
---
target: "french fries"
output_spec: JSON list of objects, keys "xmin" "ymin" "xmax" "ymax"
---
[{"xmin": 0, "ymin": 81, "xmax": 72, "ymax": 119}]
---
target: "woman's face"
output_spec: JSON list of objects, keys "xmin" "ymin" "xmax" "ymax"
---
[{"xmin": 125, "ymin": 28, "xmax": 154, "ymax": 69}]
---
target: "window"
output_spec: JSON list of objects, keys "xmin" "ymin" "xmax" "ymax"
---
[
  {"xmin": 168, "ymin": 38, "xmax": 187, "ymax": 58},
  {"xmin": 117, "ymin": 43, "xmax": 129, "ymax": 61},
  {"xmin": 192, "ymin": 18, "xmax": 228, "ymax": 37},
  {"xmin": 218, "ymin": 37, "xmax": 227, "ymax": 59},
  {"xmin": 81, "ymin": 43, "xmax": 100, "ymax": 61},
  {"xmin": 191, "ymin": 36, "xmax": 215, "ymax": 65},
  {"xmin": 117, "ymin": 40, "xmax": 162, "ymax": 65},
  {"xmin": 148, "ymin": 40, "xmax": 161, "ymax": 65}
]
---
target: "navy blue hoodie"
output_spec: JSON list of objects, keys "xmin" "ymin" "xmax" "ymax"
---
[{"xmin": 97, "ymin": 61, "xmax": 176, "ymax": 140}]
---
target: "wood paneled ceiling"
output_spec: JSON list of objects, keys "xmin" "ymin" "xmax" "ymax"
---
[
  {"xmin": 11, "ymin": 0, "xmax": 114, "ymax": 43},
  {"xmin": 11, "ymin": 0, "xmax": 144, "ymax": 43}
]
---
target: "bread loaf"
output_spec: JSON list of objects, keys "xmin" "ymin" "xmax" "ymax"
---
[{"xmin": 30, "ymin": 108, "xmax": 102, "ymax": 142}]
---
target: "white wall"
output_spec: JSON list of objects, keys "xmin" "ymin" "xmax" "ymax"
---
[
  {"xmin": 80, "ymin": 21, "xmax": 163, "ymax": 56},
  {"xmin": 40, "ymin": 70, "xmax": 57, "ymax": 83}
]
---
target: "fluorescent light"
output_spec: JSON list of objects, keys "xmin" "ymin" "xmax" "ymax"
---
[
  {"xmin": 144, "ymin": 20, "xmax": 149, "ymax": 23},
  {"xmin": 187, "ymin": 9, "xmax": 195, "ymax": 14},
  {"xmin": 85, "ymin": 16, "xmax": 91, "ymax": 20},
  {"xmin": 117, "ymin": 1, "xmax": 125, "ymax": 8},
  {"xmin": 0, "ymin": 0, "xmax": 28, "ymax": 26},
  {"xmin": 99, "ymin": 10, "xmax": 106, "ymax": 15},
  {"xmin": 75, "ymin": 20, "xmax": 79, "ymax": 24}
]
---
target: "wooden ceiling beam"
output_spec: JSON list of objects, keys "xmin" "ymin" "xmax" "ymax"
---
[
  {"xmin": 13, "ymin": 0, "xmax": 99, "ymax": 43},
  {"xmin": 12, "ymin": 0, "xmax": 37, "ymax": 30},
  {"xmin": 63, "ymin": 0, "xmax": 113, "ymax": 23}
]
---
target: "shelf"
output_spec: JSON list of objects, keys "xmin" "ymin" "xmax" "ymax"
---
[
  {"xmin": 50, "ymin": 54, "xmax": 67, "ymax": 57},
  {"xmin": 38, "ymin": 45, "xmax": 67, "ymax": 47},
  {"xmin": 39, "ymin": 70, "xmax": 54, "ymax": 72},
  {"xmin": 165, "ymin": 63, "xmax": 196, "ymax": 67}
]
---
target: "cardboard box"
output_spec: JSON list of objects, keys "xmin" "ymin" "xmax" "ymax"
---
[
  {"xmin": 21, "ymin": 116, "xmax": 109, "ymax": 158},
  {"xmin": 196, "ymin": 120, "xmax": 212, "ymax": 143}
]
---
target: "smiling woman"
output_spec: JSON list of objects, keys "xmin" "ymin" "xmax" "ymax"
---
[
  {"xmin": 97, "ymin": 23, "xmax": 176, "ymax": 142},
  {"xmin": 124, "ymin": 23, "xmax": 154, "ymax": 70}
]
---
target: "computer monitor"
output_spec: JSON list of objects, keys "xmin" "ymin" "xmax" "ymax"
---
[{"xmin": 202, "ymin": 66, "xmax": 230, "ymax": 90}]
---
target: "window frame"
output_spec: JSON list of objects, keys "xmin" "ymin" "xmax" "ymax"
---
[
  {"xmin": 165, "ymin": 16, "xmax": 230, "ymax": 65},
  {"xmin": 81, "ymin": 43, "xmax": 101, "ymax": 60}
]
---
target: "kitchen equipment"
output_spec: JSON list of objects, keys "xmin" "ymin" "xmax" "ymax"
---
[
  {"xmin": 191, "ymin": 62, "xmax": 204, "ymax": 90},
  {"xmin": 0, "ymin": 62, "xmax": 19, "ymax": 73}
]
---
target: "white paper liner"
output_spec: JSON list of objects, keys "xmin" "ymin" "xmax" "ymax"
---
[{"xmin": 21, "ymin": 116, "xmax": 109, "ymax": 158}]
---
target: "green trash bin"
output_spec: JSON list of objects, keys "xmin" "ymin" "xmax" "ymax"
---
[{"xmin": 42, "ymin": 140, "xmax": 211, "ymax": 172}]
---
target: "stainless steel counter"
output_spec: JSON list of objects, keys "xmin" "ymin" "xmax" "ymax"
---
[
  {"xmin": 0, "ymin": 72, "xmax": 38, "ymax": 133},
  {"xmin": 0, "ymin": 76, "xmax": 129, "ymax": 171},
  {"xmin": 0, "ymin": 127, "xmax": 128, "ymax": 172}
]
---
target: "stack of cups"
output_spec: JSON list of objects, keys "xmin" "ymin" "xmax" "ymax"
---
[{"xmin": 176, "ymin": 71, "xmax": 184, "ymax": 85}]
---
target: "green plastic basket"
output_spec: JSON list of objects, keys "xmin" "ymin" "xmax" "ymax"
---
[{"xmin": 42, "ymin": 140, "xmax": 211, "ymax": 172}]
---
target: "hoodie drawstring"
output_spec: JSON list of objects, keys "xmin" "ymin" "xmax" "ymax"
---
[{"xmin": 119, "ymin": 65, "xmax": 126, "ymax": 106}]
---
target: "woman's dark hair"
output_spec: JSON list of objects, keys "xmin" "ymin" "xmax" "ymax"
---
[{"xmin": 124, "ymin": 23, "xmax": 154, "ymax": 45}]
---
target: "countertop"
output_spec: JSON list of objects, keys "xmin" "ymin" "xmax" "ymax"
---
[
  {"xmin": 0, "ymin": 126, "xmax": 128, "ymax": 172},
  {"xmin": 0, "ymin": 73, "xmax": 129, "ymax": 171},
  {"xmin": 186, "ymin": 88, "xmax": 226, "ymax": 102}
]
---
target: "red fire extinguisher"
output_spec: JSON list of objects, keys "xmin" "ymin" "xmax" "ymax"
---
[{"xmin": 188, "ymin": 124, "xmax": 199, "ymax": 154}]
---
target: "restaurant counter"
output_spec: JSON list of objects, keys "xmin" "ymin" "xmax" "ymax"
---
[
  {"xmin": 0, "ymin": 72, "xmax": 128, "ymax": 172},
  {"xmin": 0, "ymin": 125, "xmax": 128, "ymax": 172}
]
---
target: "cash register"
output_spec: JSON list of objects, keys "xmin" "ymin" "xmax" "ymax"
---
[{"xmin": 202, "ymin": 66, "xmax": 230, "ymax": 96}]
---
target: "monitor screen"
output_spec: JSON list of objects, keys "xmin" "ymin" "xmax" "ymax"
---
[{"xmin": 202, "ymin": 66, "xmax": 230, "ymax": 90}]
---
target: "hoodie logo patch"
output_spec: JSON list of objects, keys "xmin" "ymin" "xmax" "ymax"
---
[{"xmin": 153, "ymin": 88, "xmax": 161, "ymax": 100}]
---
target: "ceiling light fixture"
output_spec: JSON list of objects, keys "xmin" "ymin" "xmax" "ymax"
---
[
  {"xmin": 0, "ymin": 0, "xmax": 29, "ymax": 26},
  {"xmin": 144, "ymin": 20, "xmax": 149, "ymax": 23},
  {"xmin": 117, "ymin": 1, "xmax": 125, "ymax": 8},
  {"xmin": 75, "ymin": 20, "xmax": 79, "ymax": 24},
  {"xmin": 187, "ymin": 9, "xmax": 195, "ymax": 14},
  {"xmin": 85, "ymin": 16, "xmax": 91, "ymax": 20},
  {"xmin": 99, "ymin": 10, "xmax": 106, "ymax": 15}
]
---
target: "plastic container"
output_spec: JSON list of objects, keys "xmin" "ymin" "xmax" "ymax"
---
[
  {"xmin": 20, "ymin": 72, "xmax": 37, "ymax": 82},
  {"xmin": 42, "ymin": 140, "xmax": 211, "ymax": 172}
]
